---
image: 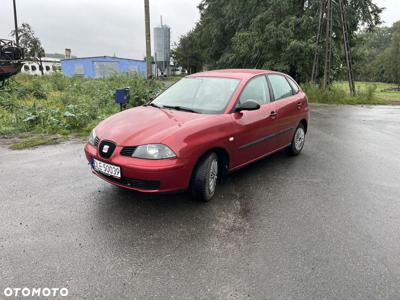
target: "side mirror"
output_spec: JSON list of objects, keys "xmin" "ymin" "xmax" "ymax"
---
[{"xmin": 235, "ymin": 100, "xmax": 260, "ymax": 112}]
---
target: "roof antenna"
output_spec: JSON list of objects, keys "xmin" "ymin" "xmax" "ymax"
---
[{"xmin": 160, "ymin": 15, "xmax": 163, "ymax": 26}]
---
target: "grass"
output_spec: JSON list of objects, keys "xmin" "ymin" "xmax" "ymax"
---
[
  {"xmin": 9, "ymin": 136, "xmax": 64, "ymax": 150},
  {"xmin": 304, "ymin": 81, "xmax": 400, "ymax": 105},
  {"xmin": 0, "ymin": 73, "xmax": 163, "ymax": 137},
  {"xmin": 342, "ymin": 82, "xmax": 400, "ymax": 104}
]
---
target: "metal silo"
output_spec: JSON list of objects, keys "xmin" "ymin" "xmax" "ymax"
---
[{"xmin": 154, "ymin": 19, "xmax": 171, "ymax": 76}]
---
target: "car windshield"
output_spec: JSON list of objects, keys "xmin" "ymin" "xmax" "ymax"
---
[{"xmin": 151, "ymin": 77, "xmax": 240, "ymax": 114}]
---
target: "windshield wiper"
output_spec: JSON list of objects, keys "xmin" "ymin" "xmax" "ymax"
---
[
  {"xmin": 162, "ymin": 105, "xmax": 199, "ymax": 113},
  {"xmin": 145, "ymin": 102, "xmax": 163, "ymax": 109}
]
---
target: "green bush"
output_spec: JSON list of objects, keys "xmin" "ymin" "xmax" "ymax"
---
[
  {"xmin": 302, "ymin": 82, "xmax": 384, "ymax": 105},
  {"xmin": 0, "ymin": 73, "xmax": 163, "ymax": 136}
]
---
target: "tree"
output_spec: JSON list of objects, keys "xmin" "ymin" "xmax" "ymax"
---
[
  {"xmin": 352, "ymin": 26, "xmax": 392, "ymax": 82},
  {"xmin": 171, "ymin": 29, "xmax": 205, "ymax": 74},
  {"xmin": 10, "ymin": 23, "xmax": 45, "ymax": 75},
  {"xmin": 174, "ymin": 0, "xmax": 382, "ymax": 82},
  {"xmin": 386, "ymin": 22, "xmax": 400, "ymax": 87}
]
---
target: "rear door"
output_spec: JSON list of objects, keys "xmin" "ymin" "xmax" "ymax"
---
[
  {"xmin": 267, "ymin": 74, "xmax": 303, "ymax": 149},
  {"xmin": 230, "ymin": 75, "xmax": 279, "ymax": 168}
]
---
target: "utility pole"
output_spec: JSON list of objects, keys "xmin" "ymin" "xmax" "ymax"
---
[
  {"xmin": 312, "ymin": 0, "xmax": 356, "ymax": 96},
  {"xmin": 13, "ymin": 0, "xmax": 19, "ymax": 46},
  {"xmin": 338, "ymin": 0, "xmax": 356, "ymax": 96},
  {"xmin": 311, "ymin": 0, "xmax": 326, "ymax": 82},
  {"xmin": 144, "ymin": 0, "xmax": 152, "ymax": 79},
  {"xmin": 322, "ymin": 0, "xmax": 333, "ymax": 90}
]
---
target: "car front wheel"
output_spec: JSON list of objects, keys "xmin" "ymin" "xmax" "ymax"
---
[
  {"xmin": 286, "ymin": 123, "xmax": 306, "ymax": 156},
  {"xmin": 191, "ymin": 152, "xmax": 219, "ymax": 202}
]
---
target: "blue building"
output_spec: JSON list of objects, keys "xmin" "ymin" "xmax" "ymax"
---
[{"xmin": 61, "ymin": 56, "xmax": 147, "ymax": 78}]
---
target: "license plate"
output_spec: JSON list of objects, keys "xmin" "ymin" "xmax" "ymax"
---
[{"xmin": 93, "ymin": 159, "xmax": 121, "ymax": 179}]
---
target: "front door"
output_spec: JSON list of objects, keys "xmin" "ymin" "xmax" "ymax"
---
[{"xmin": 230, "ymin": 75, "xmax": 279, "ymax": 168}]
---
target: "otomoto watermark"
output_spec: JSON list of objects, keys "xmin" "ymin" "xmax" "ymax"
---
[{"xmin": 3, "ymin": 287, "xmax": 68, "ymax": 297}]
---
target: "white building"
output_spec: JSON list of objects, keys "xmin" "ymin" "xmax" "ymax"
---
[{"xmin": 21, "ymin": 57, "xmax": 61, "ymax": 76}]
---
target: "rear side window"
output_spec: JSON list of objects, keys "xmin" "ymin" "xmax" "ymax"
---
[
  {"xmin": 268, "ymin": 75, "xmax": 293, "ymax": 100},
  {"xmin": 239, "ymin": 76, "xmax": 271, "ymax": 106},
  {"xmin": 287, "ymin": 77, "xmax": 300, "ymax": 94}
]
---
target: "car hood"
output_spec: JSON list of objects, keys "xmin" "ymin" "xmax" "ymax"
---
[{"xmin": 95, "ymin": 106, "xmax": 212, "ymax": 146}]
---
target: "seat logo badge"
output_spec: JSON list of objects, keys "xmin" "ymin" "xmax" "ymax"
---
[
  {"xmin": 102, "ymin": 145, "xmax": 110, "ymax": 153},
  {"xmin": 229, "ymin": 137, "xmax": 234, "ymax": 142}
]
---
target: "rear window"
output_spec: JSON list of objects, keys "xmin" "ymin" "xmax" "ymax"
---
[
  {"xmin": 287, "ymin": 77, "xmax": 300, "ymax": 94},
  {"xmin": 268, "ymin": 75, "xmax": 293, "ymax": 100}
]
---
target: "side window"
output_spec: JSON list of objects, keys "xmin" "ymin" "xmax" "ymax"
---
[
  {"xmin": 287, "ymin": 77, "xmax": 300, "ymax": 94},
  {"xmin": 268, "ymin": 75, "xmax": 293, "ymax": 100},
  {"xmin": 239, "ymin": 76, "xmax": 271, "ymax": 106}
]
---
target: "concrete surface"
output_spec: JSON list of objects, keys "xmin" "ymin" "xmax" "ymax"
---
[{"xmin": 1, "ymin": 105, "xmax": 400, "ymax": 299}]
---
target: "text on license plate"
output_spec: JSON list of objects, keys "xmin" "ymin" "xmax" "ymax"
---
[{"xmin": 93, "ymin": 159, "xmax": 121, "ymax": 179}]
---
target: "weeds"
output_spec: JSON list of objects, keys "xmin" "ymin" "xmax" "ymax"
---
[
  {"xmin": 303, "ymin": 82, "xmax": 385, "ymax": 105},
  {"xmin": 0, "ymin": 73, "xmax": 162, "ymax": 136},
  {"xmin": 9, "ymin": 136, "xmax": 64, "ymax": 150}
]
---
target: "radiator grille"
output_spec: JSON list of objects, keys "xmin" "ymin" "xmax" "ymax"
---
[
  {"xmin": 120, "ymin": 146, "xmax": 137, "ymax": 157},
  {"xmin": 98, "ymin": 173, "xmax": 160, "ymax": 190},
  {"xmin": 94, "ymin": 136, "xmax": 100, "ymax": 147}
]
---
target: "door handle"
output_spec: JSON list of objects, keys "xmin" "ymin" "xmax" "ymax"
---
[{"xmin": 270, "ymin": 111, "xmax": 278, "ymax": 119}]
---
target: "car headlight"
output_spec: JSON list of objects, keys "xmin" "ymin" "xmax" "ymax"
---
[
  {"xmin": 132, "ymin": 144, "xmax": 176, "ymax": 159},
  {"xmin": 88, "ymin": 129, "xmax": 97, "ymax": 146}
]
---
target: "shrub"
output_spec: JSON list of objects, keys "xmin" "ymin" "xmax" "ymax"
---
[
  {"xmin": 0, "ymin": 73, "xmax": 163, "ymax": 136},
  {"xmin": 302, "ymin": 82, "xmax": 384, "ymax": 105}
]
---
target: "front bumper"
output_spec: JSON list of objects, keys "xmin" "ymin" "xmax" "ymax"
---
[{"xmin": 84, "ymin": 143, "xmax": 193, "ymax": 193}]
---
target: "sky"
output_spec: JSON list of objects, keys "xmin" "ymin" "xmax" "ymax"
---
[{"xmin": 0, "ymin": 0, "xmax": 398, "ymax": 59}]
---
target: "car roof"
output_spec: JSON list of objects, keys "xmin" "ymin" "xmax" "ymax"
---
[{"xmin": 188, "ymin": 69, "xmax": 280, "ymax": 80}]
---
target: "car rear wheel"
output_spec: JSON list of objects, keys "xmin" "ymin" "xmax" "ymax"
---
[
  {"xmin": 286, "ymin": 123, "xmax": 306, "ymax": 156},
  {"xmin": 191, "ymin": 152, "xmax": 218, "ymax": 202}
]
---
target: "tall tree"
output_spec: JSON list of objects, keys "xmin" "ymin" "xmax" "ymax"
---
[
  {"xmin": 10, "ymin": 23, "xmax": 45, "ymax": 75},
  {"xmin": 386, "ymin": 22, "xmax": 400, "ymax": 87},
  {"xmin": 352, "ymin": 26, "xmax": 392, "ymax": 82},
  {"xmin": 10, "ymin": 23, "xmax": 45, "ymax": 59},
  {"xmin": 171, "ymin": 29, "xmax": 205, "ymax": 74},
  {"xmin": 173, "ymin": 0, "xmax": 383, "ymax": 82}
]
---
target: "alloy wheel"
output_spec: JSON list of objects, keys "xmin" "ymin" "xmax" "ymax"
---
[{"xmin": 208, "ymin": 159, "xmax": 218, "ymax": 193}]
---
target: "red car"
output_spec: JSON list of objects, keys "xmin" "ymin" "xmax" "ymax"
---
[{"xmin": 84, "ymin": 69, "xmax": 309, "ymax": 201}]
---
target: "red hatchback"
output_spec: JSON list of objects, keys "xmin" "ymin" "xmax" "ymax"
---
[{"xmin": 84, "ymin": 69, "xmax": 309, "ymax": 201}]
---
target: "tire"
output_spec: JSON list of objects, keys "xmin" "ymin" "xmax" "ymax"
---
[
  {"xmin": 191, "ymin": 152, "xmax": 219, "ymax": 202},
  {"xmin": 286, "ymin": 123, "xmax": 306, "ymax": 156}
]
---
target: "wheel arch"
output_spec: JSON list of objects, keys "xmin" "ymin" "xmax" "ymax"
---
[
  {"xmin": 190, "ymin": 147, "xmax": 231, "ymax": 182},
  {"xmin": 299, "ymin": 119, "xmax": 308, "ymax": 133}
]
